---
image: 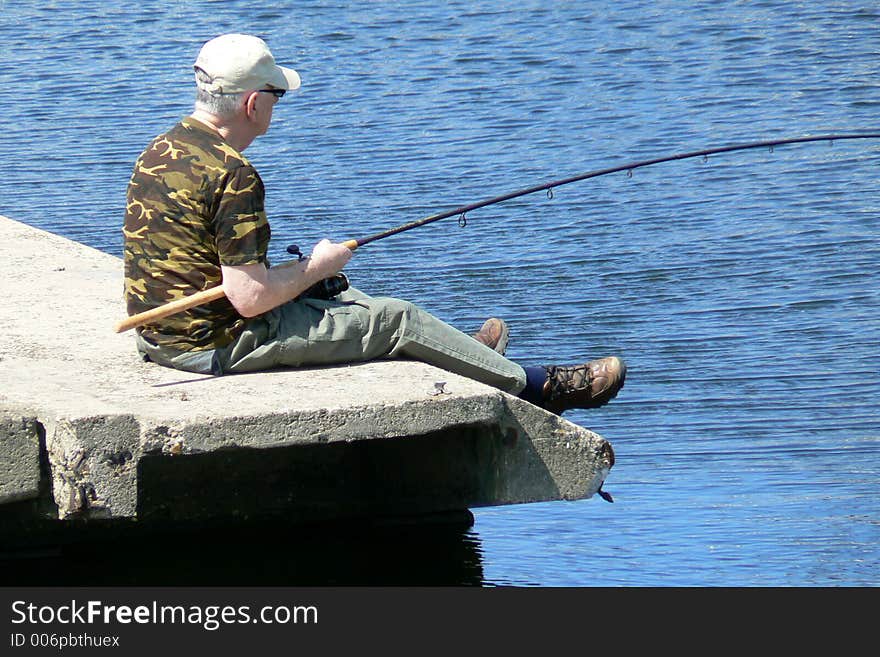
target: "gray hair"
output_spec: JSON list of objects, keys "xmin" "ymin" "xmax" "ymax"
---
[{"xmin": 193, "ymin": 68, "xmax": 247, "ymax": 118}]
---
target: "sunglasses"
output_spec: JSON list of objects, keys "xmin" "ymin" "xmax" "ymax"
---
[{"xmin": 257, "ymin": 88, "xmax": 286, "ymax": 99}]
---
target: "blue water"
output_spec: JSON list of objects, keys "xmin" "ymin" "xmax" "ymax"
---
[{"xmin": 0, "ymin": 1, "xmax": 877, "ymax": 586}]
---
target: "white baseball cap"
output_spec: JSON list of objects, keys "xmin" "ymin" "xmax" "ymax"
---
[{"xmin": 194, "ymin": 33, "xmax": 301, "ymax": 95}]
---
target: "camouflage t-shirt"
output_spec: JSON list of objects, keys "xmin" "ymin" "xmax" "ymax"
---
[{"xmin": 123, "ymin": 116, "xmax": 271, "ymax": 351}]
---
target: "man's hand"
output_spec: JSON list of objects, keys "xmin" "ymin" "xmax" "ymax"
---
[
  {"xmin": 222, "ymin": 239, "xmax": 354, "ymax": 318},
  {"xmin": 309, "ymin": 238, "xmax": 353, "ymax": 279}
]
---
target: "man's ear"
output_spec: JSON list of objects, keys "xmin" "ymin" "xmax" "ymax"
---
[{"xmin": 244, "ymin": 92, "xmax": 259, "ymax": 120}]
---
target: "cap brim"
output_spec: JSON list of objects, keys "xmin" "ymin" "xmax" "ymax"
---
[{"xmin": 271, "ymin": 65, "xmax": 301, "ymax": 91}]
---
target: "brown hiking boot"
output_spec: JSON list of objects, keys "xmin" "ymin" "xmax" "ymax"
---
[
  {"xmin": 472, "ymin": 318, "xmax": 509, "ymax": 355},
  {"xmin": 539, "ymin": 356, "xmax": 626, "ymax": 414}
]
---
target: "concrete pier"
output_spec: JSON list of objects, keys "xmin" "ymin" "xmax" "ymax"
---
[{"xmin": 0, "ymin": 215, "xmax": 614, "ymax": 549}]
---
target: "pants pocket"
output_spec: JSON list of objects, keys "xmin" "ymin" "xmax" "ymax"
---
[{"xmin": 302, "ymin": 298, "xmax": 367, "ymax": 343}]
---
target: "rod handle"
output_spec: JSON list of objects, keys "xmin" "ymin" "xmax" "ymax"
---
[{"xmin": 114, "ymin": 285, "xmax": 228, "ymax": 333}]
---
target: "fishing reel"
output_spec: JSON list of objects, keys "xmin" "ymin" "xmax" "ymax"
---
[
  {"xmin": 300, "ymin": 272, "xmax": 349, "ymax": 300},
  {"xmin": 287, "ymin": 244, "xmax": 350, "ymax": 300}
]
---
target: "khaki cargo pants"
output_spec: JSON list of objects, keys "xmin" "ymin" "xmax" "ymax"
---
[{"xmin": 136, "ymin": 287, "xmax": 527, "ymax": 394}]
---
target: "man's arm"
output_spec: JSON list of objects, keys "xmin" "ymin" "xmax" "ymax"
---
[{"xmin": 221, "ymin": 239, "xmax": 353, "ymax": 317}]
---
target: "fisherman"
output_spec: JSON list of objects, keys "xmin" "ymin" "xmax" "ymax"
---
[{"xmin": 123, "ymin": 33, "xmax": 626, "ymax": 414}]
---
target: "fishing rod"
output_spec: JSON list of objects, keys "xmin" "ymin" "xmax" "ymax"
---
[
  {"xmin": 114, "ymin": 132, "xmax": 879, "ymax": 334},
  {"xmin": 349, "ymin": 132, "xmax": 880, "ymax": 248}
]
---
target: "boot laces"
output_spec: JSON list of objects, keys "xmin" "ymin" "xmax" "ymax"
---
[{"xmin": 546, "ymin": 364, "xmax": 594, "ymax": 400}]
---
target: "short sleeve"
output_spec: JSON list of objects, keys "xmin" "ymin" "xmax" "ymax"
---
[{"xmin": 213, "ymin": 165, "xmax": 271, "ymax": 266}]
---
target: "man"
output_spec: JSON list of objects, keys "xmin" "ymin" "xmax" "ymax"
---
[{"xmin": 123, "ymin": 33, "xmax": 625, "ymax": 415}]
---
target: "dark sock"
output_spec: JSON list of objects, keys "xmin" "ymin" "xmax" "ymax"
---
[{"xmin": 518, "ymin": 366, "xmax": 548, "ymax": 404}]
